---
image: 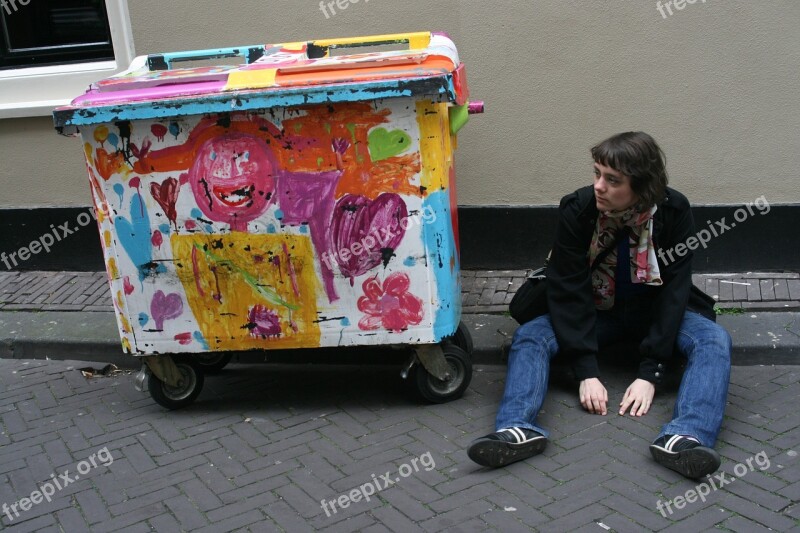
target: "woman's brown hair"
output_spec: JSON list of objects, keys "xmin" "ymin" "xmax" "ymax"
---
[{"xmin": 591, "ymin": 131, "xmax": 669, "ymax": 209}]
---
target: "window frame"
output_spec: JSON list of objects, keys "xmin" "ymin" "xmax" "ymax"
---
[{"xmin": 0, "ymin": 0, "xmax": 134, "ymax": 119}]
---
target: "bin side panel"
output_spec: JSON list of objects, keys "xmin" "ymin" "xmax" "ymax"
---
[
  {"xmin": 78, "ymin": 139, "xmax": 137, "ymax": 354},
  {"xmin": 80, "ymin": 97, "xmax": 463, "ymax": 354},
  {"xmin": 417, "ymin": 100, "xmax": 461, "ymax": 342}
]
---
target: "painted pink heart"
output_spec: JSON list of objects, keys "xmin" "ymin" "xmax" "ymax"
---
[
  {"xmin": 174, "ymin": 332, "xmax": 192, "ymax": 345},
  {"xmin": 123, "ymin": 276, "xmax": 135, "ymax": 296},
  {"xmin": 149, "ymin": 177, "xmax": 180, "ymax": 228},
  {"xmin": 330, "ymin": 193, "xmax": 408, "ymax": 283},
  {"xmin": 150, "ymin": 290, "xmax": 184, "ymax": 331}
]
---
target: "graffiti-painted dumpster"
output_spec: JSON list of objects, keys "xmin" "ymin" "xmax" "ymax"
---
[{"xmin": 53, "ymin": 32, "xmax": 483, "ymax": 409}]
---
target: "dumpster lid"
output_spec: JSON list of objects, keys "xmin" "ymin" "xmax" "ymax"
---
[{"xmin": 54, "ymin": 32, "xmax": 470, "ymax": 129}]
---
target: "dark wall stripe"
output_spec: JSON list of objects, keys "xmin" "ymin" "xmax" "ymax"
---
[
  {"xmin": 459, "ymin": 204, "xmax": 800, "ymax": 272},
  {"xmin": 2, "ymin": 205, "xmax": 798, "ymax": 273},
  {"xmin": 1, "ymin": 208, "xmax": 106, "ymax": 272}
]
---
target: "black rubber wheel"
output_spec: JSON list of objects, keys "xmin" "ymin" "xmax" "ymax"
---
[
  {"xmin": 148, "ymin": 359, "xmax": 204, "ymax": 410},
  {"xmin": 411, "ymin": 344, "xmax": 473, "ymax": 404},
  {"xmin": 193, "ymin": 353, "xmax": 233, "ymax": 374},
  {"xmin": 444, "ymin": 321, "xmax": 474, "ymax": 354}
]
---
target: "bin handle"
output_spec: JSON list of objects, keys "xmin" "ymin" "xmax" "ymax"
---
[
  {"xmin": 307, "ymin": 32, "xmax": 431, "ymax": 59},
  {"xmin": 146, "ymin": 45, "xmax": 268, "ymax": 71}
]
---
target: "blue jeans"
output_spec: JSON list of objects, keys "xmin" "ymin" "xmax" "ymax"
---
[{"xmin": 495, "ymin": 306, "xmax": 731, "ymax": 447}]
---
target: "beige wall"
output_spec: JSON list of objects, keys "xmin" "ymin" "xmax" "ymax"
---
[{"xmin": 1, "ymin": 0, "xmax": 798, "ymax": 207}]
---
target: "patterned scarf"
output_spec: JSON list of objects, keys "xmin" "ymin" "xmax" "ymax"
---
[{"xmin": 589, "ymin": 205, "xmax": 662, "ymax": 309}]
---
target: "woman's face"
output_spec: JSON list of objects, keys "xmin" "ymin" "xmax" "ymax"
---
[{"xmin": 593, "ymin": 162, "xmax": 638, "ymax": 213}]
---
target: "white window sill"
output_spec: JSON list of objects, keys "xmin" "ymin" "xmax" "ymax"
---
[
  {"xmin": 0, "ymin": 0, "xmax": 135, "ymax": 120},
  {"xmin": 0, "ymin": 61, "xmax": 121, "ymax": 119}
]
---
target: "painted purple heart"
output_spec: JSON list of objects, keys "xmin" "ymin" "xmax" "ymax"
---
[
  {"xmin": 150, "ymin": 290, "xmax": 184, "ymax": 331},
  {"xmin": 330, "ymin": 193, "xmax": 408, "ymax": 282}
]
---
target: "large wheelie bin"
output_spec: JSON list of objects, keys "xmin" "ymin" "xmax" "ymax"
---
[{"xmin": 53, "ymin": 31, "xmax": 483, "ymax": 408}]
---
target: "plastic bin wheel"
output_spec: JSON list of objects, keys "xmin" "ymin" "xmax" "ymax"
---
[
  {"xmin": 443, "ymin": 321, "xmax": 474, "ymax": 354},
  {"xmin": 148, "ymin": 359, "xmax": 204, "ymax": 409},
  {"xmin": 194, "ymin": 353, "xmax": 234, "ymax": 374},
  {"xmin": 411, "ymin": 344, "xmax": 472, "ymax": 404}
]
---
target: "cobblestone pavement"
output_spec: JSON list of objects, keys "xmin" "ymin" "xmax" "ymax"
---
[
  {"xmin": 461, "ymin": 271, "xmax": 800, "ymax": 314},
  {"xmin": 0, "ymin": 358, "xmax": 797, "ymax": 532},
  {"xmin": 1, "ymin": 270, "xmax": 799, "ymax": 315}
]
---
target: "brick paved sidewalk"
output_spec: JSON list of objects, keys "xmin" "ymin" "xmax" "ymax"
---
[
  {"xmin": 2, "ymin": 270, "xmax": 799, "ymax": 314},
  {"xmin": 0, "ymin": 272, "xmax": 110, "ymax": 312},
  {"xmin": 0, "ymin": 358, "xmax": 797, "ymax": 531},
  {"xmin": 461, "ymin": 270, "xmax": 800, "ymax": 314}
]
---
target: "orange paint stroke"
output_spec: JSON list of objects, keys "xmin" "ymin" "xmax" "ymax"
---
[
  {"xmin": 130, "ymin": 103, "xmax": 425, "ymax": 200},
  {"xmin": 132, "ymin": 114, "xmax": 284, "ymax": 175},
  {"xmin": 361, "ymin": 153, "xmax": 421, "ymax": 197},
  {"xmin": 94, "ymin": 148, "xmax": 127, "ymax": 181}
]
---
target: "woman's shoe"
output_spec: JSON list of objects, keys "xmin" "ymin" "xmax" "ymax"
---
[
  {"xmin": 649, "ymin": 434, "xmax": 721, "ymax": 479},
  {"xmin": 467, "ymin": 427, "xmax": 548, "ymax": 467}
]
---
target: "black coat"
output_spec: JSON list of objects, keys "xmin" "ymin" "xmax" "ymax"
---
[{"xmin": 545, "ymin": 185, "xmax": 715, "ymax": 384}]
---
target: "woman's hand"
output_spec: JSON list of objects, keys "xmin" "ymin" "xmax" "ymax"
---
[
  {"xmin": 579, "ymin": 378, "xmax": 608, "ymax": 415},
  {"xmin": 619, "ymin": 379, "xmax": 655, "ymax": 416}
]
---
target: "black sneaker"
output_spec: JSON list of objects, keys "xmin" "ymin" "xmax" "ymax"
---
[
  {"xmin": 467, "ymin": 427, "xmax": 548, "ymax": 468},
  {"xmin": 649, "ymin": 435, "xmax": 721, "ymax": 479}
]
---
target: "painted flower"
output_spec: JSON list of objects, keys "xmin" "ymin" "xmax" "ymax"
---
[{"xmin": 357, "ymin": 272, "xmax": 424, "ymax": 332}]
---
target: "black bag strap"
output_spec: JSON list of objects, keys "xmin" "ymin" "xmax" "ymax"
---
[{"xmin": 589, "ymin": 226, "xmax": 631, "ymax": 272}]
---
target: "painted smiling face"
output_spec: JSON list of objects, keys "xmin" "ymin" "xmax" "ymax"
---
[{"xmin": 189, "ymin": 133, "xmax": 276, "ymax": 231}]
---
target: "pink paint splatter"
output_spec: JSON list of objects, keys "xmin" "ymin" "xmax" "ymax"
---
[
  {"xmin": 283, "ymin": 243, "xmax": 300, "ymax": 298},
  {"xmin": 174, "ymin": 332, "xmax": 192, "ymax": 345},
  {"xmin": 185, "ymin": 220, "xmax": 197, "ymax": 231},
  {"xmin": 128, "ymin": 177, "xmax": 143, "ymax": 216},
  {"xmin": 332, "ymin": 138, "xmax": 351, "ymax": 169},
  {"xmin": 123, "ymin": 276, "xmax": 135, "ymax": 295},
  {"xmin": 151, "ymin": 124, "xmax": 168, "ymax": 142},
  {"xmin": 151, "ymin": 230, "xmax": 163, "ymax": 248},
  {"xmin": 247, "ymin": 305, "xmax": 282, "ymax": 338},
  {"xmin": 332, "ymin": 138, "xmax": 351, "ymax": 154},
  {"xmin": 130, "ymin": 138, "xmax": 152, "ymax": 160},
  {"xmin": 191, "ymin": 247, "xmax": 205, "ymax": 297}
]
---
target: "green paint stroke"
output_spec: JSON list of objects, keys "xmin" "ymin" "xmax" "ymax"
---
[
  {"xmin": 346, "ymin": 123, "xmax": 359, "ymax": 160},
  {"xmin": 194, "ymin": 244, "xmax": 299, "ymax": 311},
  {"xmin": 449, "ymin": 104, "xmax": 470, "ymax": 135},
  {"xmin": 368, "ymin": 127, "xmax": 412, "ymax": 161},
  {"xmin": 346, "ymin": 123, "xmax": 357, "ymax": 142}
]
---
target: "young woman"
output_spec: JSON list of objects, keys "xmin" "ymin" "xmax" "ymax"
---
[{"xmin": 468, "ymin": 132, "xmax": 731, "ymax": 479}]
